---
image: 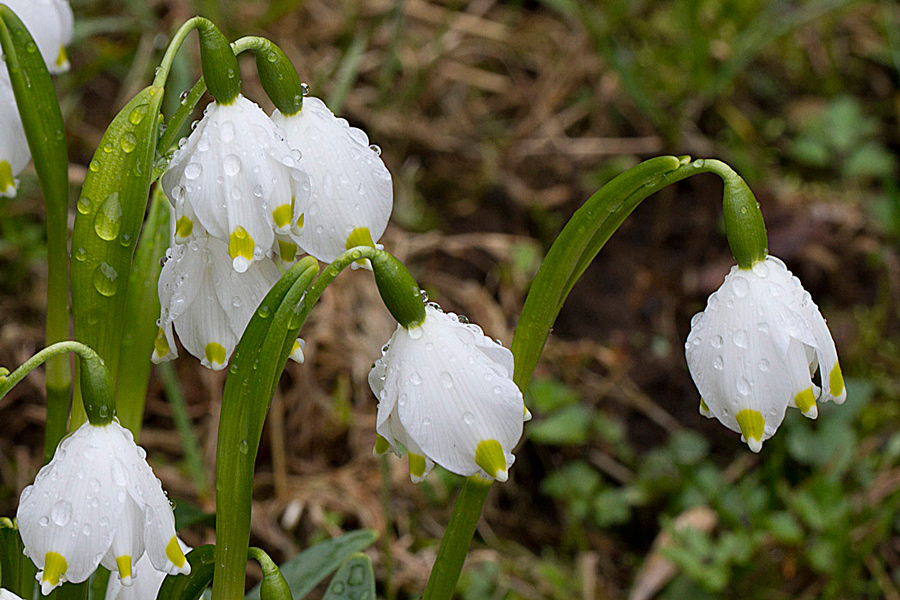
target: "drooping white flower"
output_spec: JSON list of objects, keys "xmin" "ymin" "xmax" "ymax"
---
[
  {"xmin": 1, "ymin": 589, "xmax": 24, "ymax": 600},
  {"xmin": 151, "ymin": 234, "xmax": 281, "ymax": 370},
  {"xmin": 685, "ymin": 255, "xmax": 845, "ymax": 452},
  {"xmin": 17, "ymin": 420, "xmax": 190, "ymax": 595},
  {"xmin": 104, "ymin": 538, "xmax": 190, "ymax": 600},
  {"xmin": 2, "ymin": 0, "xmax": 74, "ymax": 74},
  {"xmin": 368, "ymin": 304, "xmax": 527, "ymax": 482},
  {"xmin": 161, "ymin": 95, "xmax": 310, "ymax": 273},
  {"xmin": 272, "ymin": 97, "xmax": 392, "ymax": 263},
  {"xmin": 0, "ymin": 71, "xmax": 30, "ymax": 198}
]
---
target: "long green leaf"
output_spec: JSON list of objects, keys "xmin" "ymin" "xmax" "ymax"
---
[
  {"xmin": 115, "ymin": 186, "xmax": 170, "ymax": 436},
  {"xmin": 70, "ymin": 85, "xmax": 164, "ymax": 428},
  {"xmin": 157, "ymin": 545, "xmax": 216, "ymax": 600},
  {"xmin": 245, "ymin": 532, "xmax": 379, "ymax": 600},
  {"xmin": 321, "ymin": 553, "xmax": 375, "ymax": 600},
  {"xmin": 0, "ymin": 5, "xmax": 71, "ymax": 459},
  {"xmin": 213, "ymin": 257, "xmax": 320, "ymax": 600}
]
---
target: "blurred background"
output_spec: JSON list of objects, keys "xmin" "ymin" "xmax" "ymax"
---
[{"xmin": 1, "ymin": 0, "xmax": 899, "ymax": 598}]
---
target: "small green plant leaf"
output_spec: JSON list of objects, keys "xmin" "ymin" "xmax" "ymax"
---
[
  {"xmin": 245, "ymin": 531, "xmax": 378, "ymax": 600},
  {"xmin": 157, "ymin": 545, "xmax": 216, "ymax": 600},
  {"xmin": 321, "ymin": 554, "xmax": 375, "ymax": 600},
  {"xmin": 70, "ymin": 84, "xmax": 164, "ymax": 428}
]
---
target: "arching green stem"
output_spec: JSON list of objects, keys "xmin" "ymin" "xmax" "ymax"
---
[
  {"xmin": 0, "ymin": 342, "xmax": 114, "ymax": 426},
  {"xmin": 156, "ymin": 35, "xmax": 302, "ymax": 159}
]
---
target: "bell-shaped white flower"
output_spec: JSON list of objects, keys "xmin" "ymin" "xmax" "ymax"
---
[
  {"xmin": 1, "ymin": 590, "xmax": 24, "ymax": 600},
  {"xmin": 104, "ymin": 538, "xmax": 190, "ymax": 600},
  {"xmin": 17, "ymin": 420, "xmax": 190, "ymax": 595},
  {"xmin": 2, "ymin": 0, "xmax": 74, "ymax": 74},
  {"xmin": 272, "ymin": 97, "xmax": 392, "ymax": 264},
  {"xmin": 152, "ymin": 234, "xmax": 281, "ymax": 370},
  {"xmin": 161, "ymin": 95, "xmax": 310, "ymax": 273},
  {"xmin": 0, "ymin": 71, "xmax": 30, "ymax": 198},
  {"xmin": 685, "ymin": 255, "xmax": 845, "ymax": 452},
  {"xmin": 368, "ymin": 304, "xmax": 526, "ymax": 482}
]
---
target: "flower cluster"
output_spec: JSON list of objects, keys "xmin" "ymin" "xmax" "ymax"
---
[
  {"xmin": 155, "ymin": 92, "xmax": 392, "ymax": 369},
  {"xmin": 685, "ymin": 255, "xmax": 845, "ymax": 451},
  {"xmin": 16, "ymin": 420, "xmax": 189, "ymax": 594},
  {"xmin": 0, "ymin": 0, "xmax": 73, "ymax": 198},
  {"xmin": 369, "ymin": 304, "xmax": 529, "ymax": 482}
]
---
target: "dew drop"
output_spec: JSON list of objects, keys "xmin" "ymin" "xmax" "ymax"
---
[
  {"xmin": 184, "ymin": 162, "xmax": 202, "ymax": 180},
  {"xmin": 76, "ymin": 196, "xmax": 92, "ymax": 215},
  {"xmin": 74, "ymin": 247, "xmax": 87, "ymax": 262},
  {"xmin": 752, "ymin": 261, "xmax": 769, "ymax": 278},
  {"xmin": 301, "ymin": 82, "xmax": 310, "ymax": 96},
  {"xmin": 758, "ymin": 359, "xmax": 770, "ymax": 372},
  {"xmin": 463, "ymin": 412, "xmax": 475, "ymax": 425},
  {"xmin": 407, "ymin": 327, "xmax": 423, "ymax": 340},
  {"xmin": 410, "ymin": 372, "xmax": 422, "ymax": 385},
  {"xmin": 711, "ymin": 335, "xmax": 723, "ymax": 348},
  {"xmin": 732, "ymin": 275, "xmax": 749, "ymax": 298},
  {"xmin": 93, "ymin": 193, "xmax": 122, "ymax": 241},
  {"xmin": 50, "ymin": 500, "xmax": 73, "ymax": 526},
  {"xmin": 369, "ymin": 144, "xmax": 382, "ymax": 156},
  {"xmin": 733, "ymin": 329, "xmax": 748, "ymax": 348},
  {"xmin": 120, "ymin": 133, "xmax": 137, "ymax": 153},
  {"xmin": 238, "ymin": 440, "xmax": 249, "ymax": 454},
  {"xmin": 223, "ymin": 154, "xmax": 242, "ymax": 176},
  {"xmin": 93, "ymin": 262, "xmax": 119, "ymax": 297},
  {"xmin": 39, "ymin": 516, "xmax": 49, "ymax": 527},
  {"xmin": 737, "ymin": 377, "xmax": 751, "ymax": 395},
  {"xmin": 713, "ymin": 355, "xmax": 724, "ymax": 370},
  {"xmin": 440, "ymin": 372, "xmax": 453, "ymax": 389}
]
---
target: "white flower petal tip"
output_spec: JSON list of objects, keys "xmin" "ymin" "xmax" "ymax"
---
[
  {"xmin": 289, "ymin": 338, "xmax": 306, "ymax": 364},
  {"xmin": 685, "ymin": 255, "xmax": 845, "ymax": 449},
  {"xmin": 369, "ymin": 304, "xmax": 525, "ymax": 482},
  {"xmin": 1, "ymin": 74, "xmax": 31, "ymax": 195},
  {"xmin": 273, "ymin": 98, "xmax": 393, "ymax": 264},
  {"xmin": 161, "ymin": 95, "xmax": 309, "ymax": 272},
  {"xmin": 17, "ymin": 421, "xmax": 183, "ymax": 593},
  {"xmin": 104, "ymin": 538, "xmax": 191, "ymax": 600},
  {"xmin": 1, "ymin": 589, "xmax": 25, "ymax": 600},
  {"xmin": 1, "ymin": 1, "xmax": 73, "ymax": 74},
  {"xmin": 155, "ymin": 235, "xmax": 280, "ymax": 370}
]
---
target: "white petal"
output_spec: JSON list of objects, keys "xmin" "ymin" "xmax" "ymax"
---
[
  {"xmin": 0, "ymin": 73, "xmax": 30, "ymax": 197},
  {"xmin": 273, "ymin": 98, "xmax": 393, "ymax": 263},
  {"xmin": 174, "ymin": 267, "xmax": 236, "ymax": 370},
  {"xmin": 17, "ymin": 424, "xmax": 126, "ymax": 591},
  {"xmin": 162, "ymin": 96, "xmax": 308, "ymax": 271},
  {"xmin": 99, "ymin": 496, "xmax": 145, "ymax": 586},
  {"xmin": 1, "ymin": 590, "xmax": 25, "ymax": 600},
  {"xmin": 1, "ymin": 0, "xmax": 71, "ymax": 73},
  {"xmin": 380, "ymin": 306, "xmax": 524, "ymax": 479},
  {"xmin": 208, "ymin": 238, "xmax": 281, "ymax": 337},
  {"xmin": 104, "ymin": 539, "xmax": 190, "ymax": 600}
]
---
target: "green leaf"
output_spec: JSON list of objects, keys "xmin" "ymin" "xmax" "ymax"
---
[
  {"xmin": 157, "ymin": 545, "xmax": 216, "ymax": 600},
  {"xmin": 0, "ymin": 3, "xmax": 72, "ymax": 458},
  {"xmin": 245, "ymin": 531, "xmax": 378, "ymax": 600},
  {"xmin": 70, "ymin": 84, "xmax": 165, "ymax": 428},
  {"xmin": 525, "ymin": 378, "xmax": 579, "ymax": 412},
  {"xmin": 115, "ymin": 187, "xmax": 170, "ymax": 436},
  {"xmin": 320, "ymin": 554, "xmax": 375, "ymax": 600},
  {"xmin": 0, "ymin": 517, "xmax": 37, "ymax": 599},
  {"xmin": 214, "ymin": 258, "xmax": 320, "ymax": 598}
]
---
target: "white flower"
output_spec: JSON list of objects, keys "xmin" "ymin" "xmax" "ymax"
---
[
  {"xmin": 685, "ymin": 255, "xmax": 845, "ymax": 452},
  {"xmin": 1, "ymin": 590, "xmax": 24, "ymax": 600},
  {"xmin": 0, "ymin": 71, "xmax": 30, "ymax": 199},
  {"xmin": 272, "ymin": 97, "xmax": 392, "ymax": 263},
  {"xmin": 368, "ymin": 304, "xmax": 527, "ymax": 482},
  {"xmin": 152, "ymin": 234, "xmax": 281, "ymax": 370},
  {"xmin": 16, "ymin": 420, "xmax": 190, "ymax": 595},
  {"xmin": 2, "ymin": 0, "xmax": 74, "ymax": 73},
  {"xmin": 161, "ymin": 95, "xmax": 310, "ymax": 273},
  {"xmin": 104, "ymin": 539, "xmax": 190, "ymax": 600}
]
